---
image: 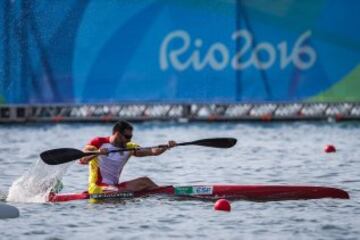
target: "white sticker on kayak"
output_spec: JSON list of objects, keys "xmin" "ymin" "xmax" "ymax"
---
[
  {"xmin": 193, "ymin": 186, "xmax": 213, "ymax": 195},
  {"xmin": 175, "ymin": 186, "xmax": 213, "ymax": 196}
]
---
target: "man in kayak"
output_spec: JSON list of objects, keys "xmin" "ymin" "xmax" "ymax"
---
[{"xmin": 79, "ymin": 120, "xmax": 176, "ymax": 194}]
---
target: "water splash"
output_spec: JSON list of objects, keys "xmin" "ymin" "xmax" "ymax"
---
[
  {"xmin": 6, "ymin": 159, "xmax": 69, "ymax": 203},
  {"xmin": 0, "ymin": 190, "xmax": 7, "ymax": 201}
]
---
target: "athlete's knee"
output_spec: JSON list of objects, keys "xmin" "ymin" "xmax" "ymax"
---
[
  {"xmin": 137, "ymin": 176, "xmax": 157, "ymax": 188},
  {"xmin": 137, "ymin": 176, "xmax": 152, "ymax": 183}
]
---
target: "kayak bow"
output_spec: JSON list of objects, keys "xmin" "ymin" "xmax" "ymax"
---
[{"xmin": 48, "ymin": 184, "xmax": 349, "ymax": 202}]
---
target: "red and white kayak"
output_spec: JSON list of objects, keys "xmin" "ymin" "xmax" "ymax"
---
[{"xmin": 48, "ymin": 184, "xmax": 349, "ymax": 202}]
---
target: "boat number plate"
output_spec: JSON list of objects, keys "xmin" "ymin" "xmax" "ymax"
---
[
  {"xmin": 175, "ymin": 186, "xmax": 213, "ymax": 196},
  {"xmin": 90, "ymin": 192, "xmax": 134, "ymax": 200}
]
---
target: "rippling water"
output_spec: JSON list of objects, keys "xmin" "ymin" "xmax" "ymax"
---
[{"xmin": 1, "ymin": 122, "xmax": 360, "ymax": 239}]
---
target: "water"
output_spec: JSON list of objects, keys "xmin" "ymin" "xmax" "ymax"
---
[{"xmin": 1, "ymin": 122, "xmax": 360, "ymax": 240}]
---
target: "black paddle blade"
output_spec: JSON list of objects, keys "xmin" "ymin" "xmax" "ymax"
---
[
  {"xmin": 40, "ymin": 148, "xmax": 86, "ymax": 165},
  {"xmin": 179, "ymin": 138, "xmax": 237, "ymax": 148}
]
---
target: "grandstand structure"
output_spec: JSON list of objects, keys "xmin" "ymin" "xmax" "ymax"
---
[{"xmin": 1, "ymin": 102, "xmax": 360, "ymax": 123}]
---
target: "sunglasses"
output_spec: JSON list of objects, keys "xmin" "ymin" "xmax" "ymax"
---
[{"xmin": 122, "ymin": 133, "xmax": 132, "ymax": 140}]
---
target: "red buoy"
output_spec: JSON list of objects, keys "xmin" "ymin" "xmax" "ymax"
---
[
  {"xmin": 214, "ymin": 199, "xmax": 231, "ymax": 212},
  {"xmin": 324, "ymin": 144, "xmax": 336, "ymax": 153}
]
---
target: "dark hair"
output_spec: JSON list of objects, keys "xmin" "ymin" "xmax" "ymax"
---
[{"xmin": 113, "ymin": 120, "xmax": 133, "ymax": 134}]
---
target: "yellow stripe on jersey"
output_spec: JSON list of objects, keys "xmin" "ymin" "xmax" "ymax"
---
[{"xmin": 88, "ymin": 141, "xmax": 138, "ymax": 194}]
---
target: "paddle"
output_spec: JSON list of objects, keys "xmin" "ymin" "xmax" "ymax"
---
[{"xmin": 40, "ymin": 138, "xmax": 237, "ymax": 165}]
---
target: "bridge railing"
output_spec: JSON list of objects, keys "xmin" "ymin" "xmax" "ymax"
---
[{"xmin": 1, "ymin": 103, "xmax": 360, "ymax": 123}]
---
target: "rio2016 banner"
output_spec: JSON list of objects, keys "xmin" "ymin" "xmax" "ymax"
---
[{"xmin": 0, "ymin": 0, "xmax": 359, "ymax": 104}]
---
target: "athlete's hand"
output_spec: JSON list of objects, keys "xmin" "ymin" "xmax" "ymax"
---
[
  {"xmin": 150, "ymin": 141, "xmax": 175, "ymax": 155},
  {"xmin": 158, "ymin": 141, "xmax": 176, "ymax": 150},
  {"xmin": 167, "ymin": 140, "xmax": 177, "ymax": 148},
  {"xmin": 99, "ymin": 148, "xmax": 109, "ymax": 155}
]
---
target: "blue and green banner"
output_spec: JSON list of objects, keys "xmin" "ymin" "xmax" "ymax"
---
[{"xmin": 0, "ymin": 0, "xmax": 359, "ymax": 104}]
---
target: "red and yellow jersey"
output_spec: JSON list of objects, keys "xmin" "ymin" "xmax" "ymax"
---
[{"xmin": 83, "ymin": 137, "xmax": 138, "ymax": 194}]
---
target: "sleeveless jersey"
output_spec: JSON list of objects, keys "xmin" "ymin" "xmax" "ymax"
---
[{"xmin": 86, "ymin": 137, "xmax": 138, "ymax": 187}]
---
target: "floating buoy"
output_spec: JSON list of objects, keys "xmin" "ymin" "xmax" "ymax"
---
[
  {"xmin": 214, "ymin": 199, "xmax": 231, "ymax": 212},
  {"xmin": 0, "ymin": 203, "xmax": 20, "ymax": 219},
  {"xmin": 324, "ymin": 144, "xmax": 336, "ymax": 153}
]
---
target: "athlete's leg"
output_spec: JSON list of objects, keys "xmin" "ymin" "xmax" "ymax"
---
[{"xmin": 118, "ymin": 177, "xmax": 158, "ymax": 192}]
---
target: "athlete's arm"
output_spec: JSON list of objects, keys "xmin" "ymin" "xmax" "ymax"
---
[
  {"xmin": 133, "ymin": 141, "xmax": 176, "ymax": 157},
  {"xmin": 133, "ymin": 147, "xmax": 166, "ymax": 157},
  {"xmin": 79, "ymin": 137, "xmax": 109, "ymax": 164},
  {"xmin": 79, "ymin": 145, "xmax": 100, "ymax": 164}
]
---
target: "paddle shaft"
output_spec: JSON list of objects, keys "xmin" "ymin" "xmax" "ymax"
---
[
  {"xmin": 84, "ymin": 141, "xmax": 200, "ymax": 156},
  {"xmin": 84, "ymin": 145, "xmax": 168, "ymax": 156},
  {"xmin": 40, "ymin": 138, "xmax": 237, "ymax": 165},
  {"xmin": 86, "ymin": 138, "xmax": 234, "ymax": 155}
]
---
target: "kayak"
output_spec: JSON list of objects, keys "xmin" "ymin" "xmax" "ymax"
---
[{"xmin": 48, "ymin": 184, "xmax": 349, "ymax": 202}]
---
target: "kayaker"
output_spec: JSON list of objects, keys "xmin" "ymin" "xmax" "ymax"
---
[{"xmin": 79, "ymin": 120, "xmax": 176, "ymax": 194}]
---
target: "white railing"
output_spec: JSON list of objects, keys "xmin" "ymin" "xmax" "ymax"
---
[{"xmin": 1, "ymin": 103, "xmax": 360, "ymax": 123}]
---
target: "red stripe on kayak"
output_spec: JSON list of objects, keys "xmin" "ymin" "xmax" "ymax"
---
[
  {"xmin": 211, "ymin": 185, "xmax": 350, "ymax": 201},
  {"xmin": 48, "ymin": 185, "xmax": 349, "ymax": 202}
]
